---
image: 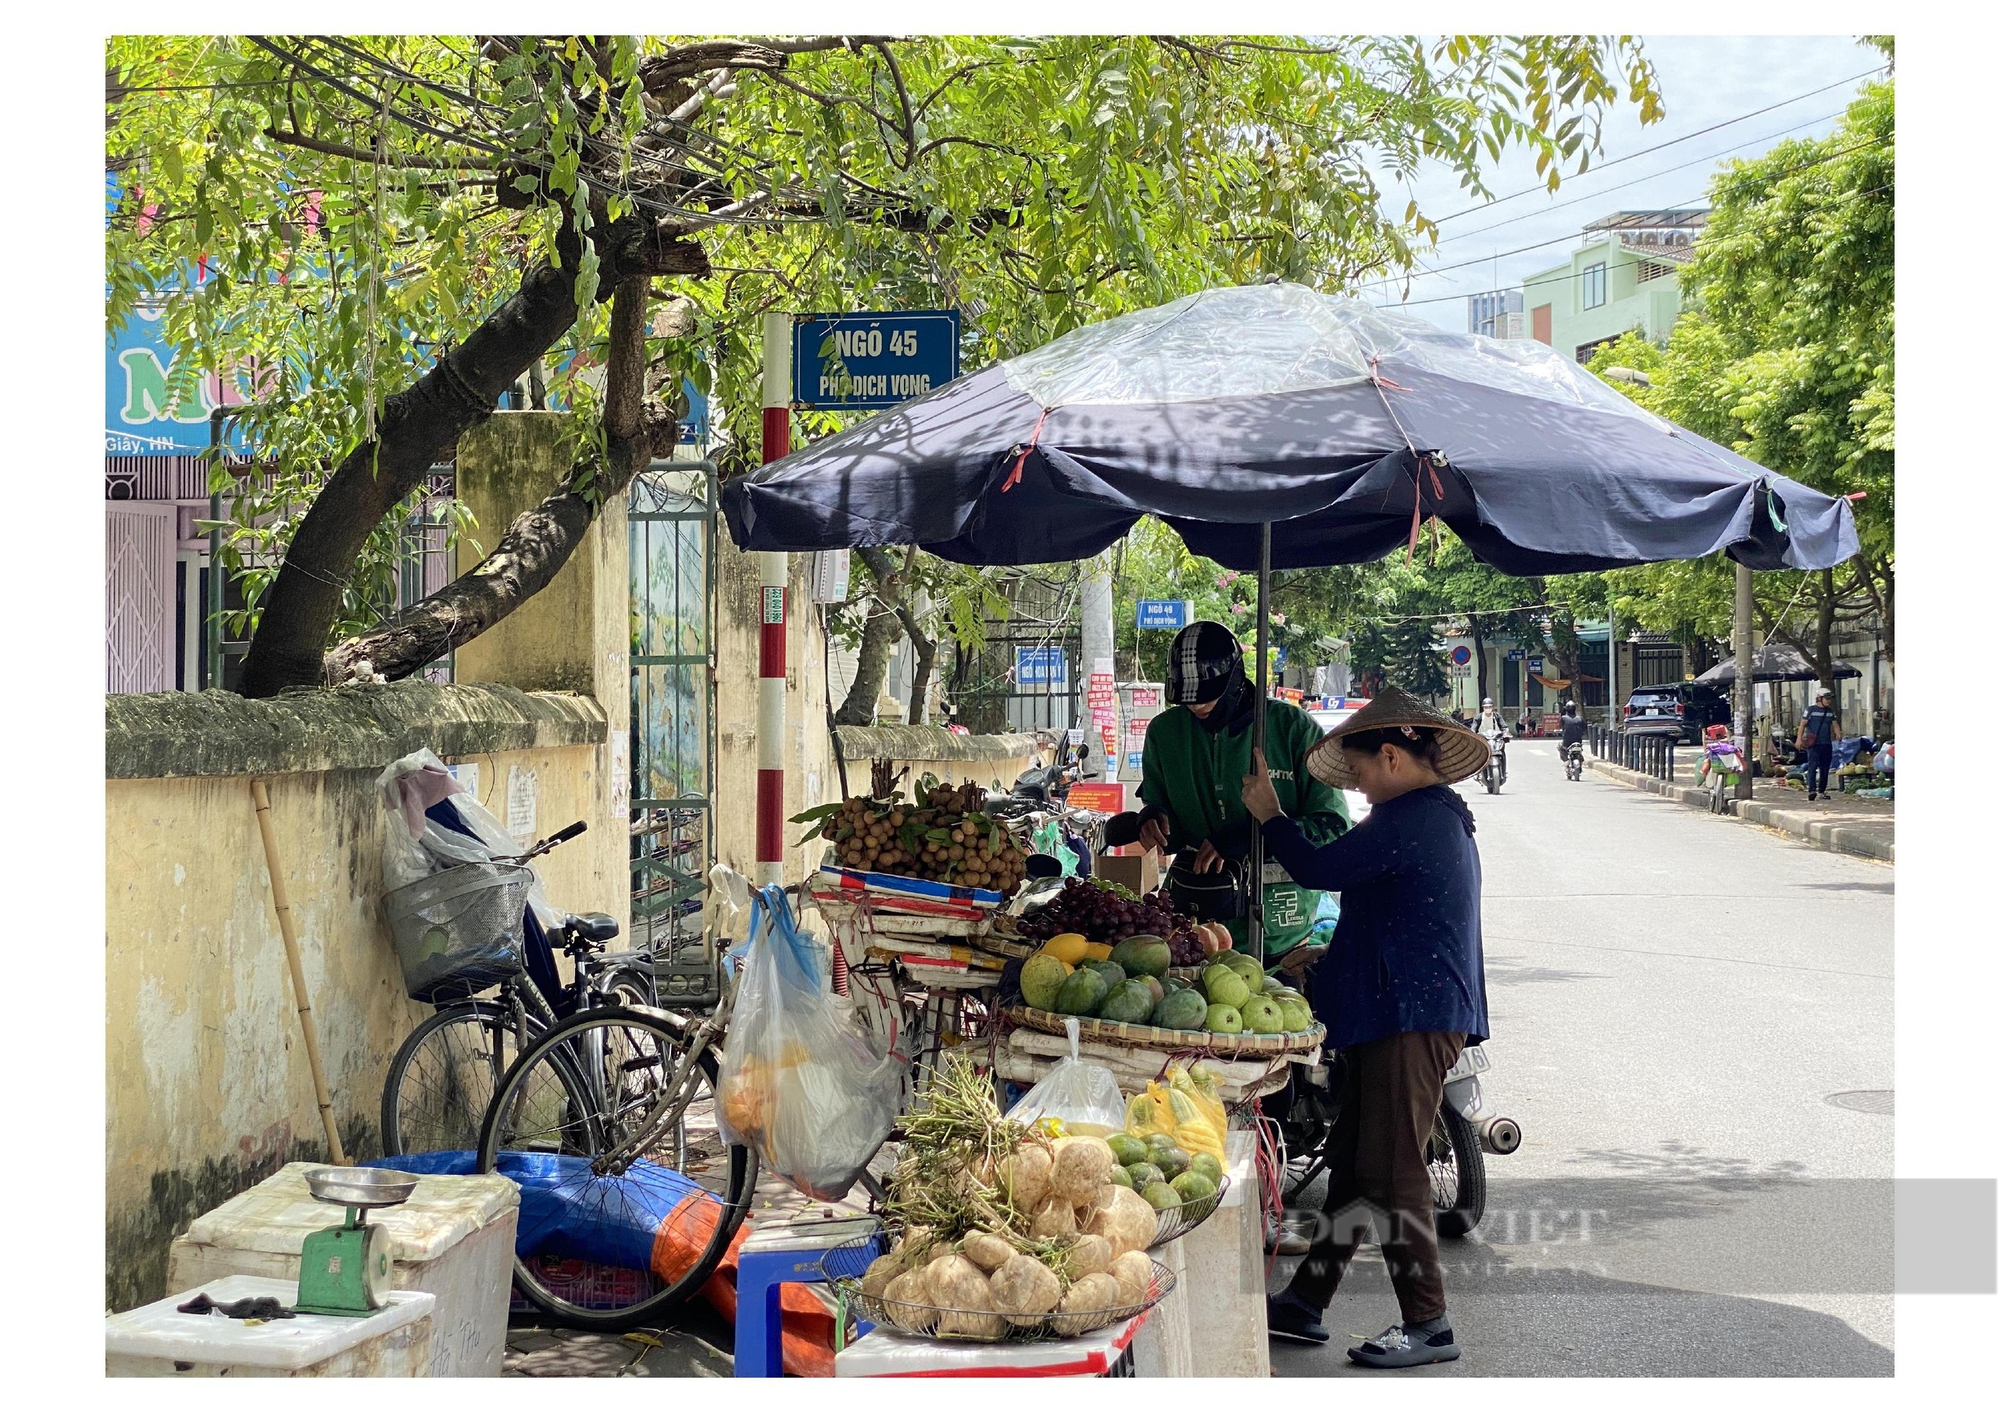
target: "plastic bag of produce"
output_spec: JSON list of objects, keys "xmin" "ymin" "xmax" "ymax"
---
[
  {"xmin": 715, "ymin": 885, "xmax": 899, "ymax": 1200},
  {"xmin": 1006, "ymin": 1018, "xmax": 1128, "ymax": 1137}
]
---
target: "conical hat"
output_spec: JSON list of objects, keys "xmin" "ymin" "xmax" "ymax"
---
[{"xmin": 1304, "ymin": 686, "xmax": 1492, "ymax": 789}]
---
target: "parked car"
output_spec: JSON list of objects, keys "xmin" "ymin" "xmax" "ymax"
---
[{"xmin": 1622, "ymin": 683, "xmax": 1730, "ymax": 744}]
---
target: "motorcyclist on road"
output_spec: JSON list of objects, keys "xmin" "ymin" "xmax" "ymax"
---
[
  {"xmin": 1473, "ymin": 697, "xmax": 1507, "ymax": 743},
  {"xmin": 1136, "ymin": 621, "xmax": 1350, "ymax": 965},
  {"xmin": 1557, "ymin": 700, "xmax": 1587, "ymax": 749}
]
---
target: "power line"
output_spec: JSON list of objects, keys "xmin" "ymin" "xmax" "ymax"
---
[
  {"xmin": 1429, "ymin": 64, "xmax": 1888, "ymax": 227},
  {"xmin": 1359, "ymin": 132, "xmax": 1889, "ymax": 302},
  {"xmin": 1435, "ymin": 106, "xmax": 1851, "ymax": 250}
]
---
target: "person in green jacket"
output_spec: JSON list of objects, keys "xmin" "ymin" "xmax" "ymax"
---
[{"xmin": 1136, "ymin": 621, "xmax": 1350, "ymax": 965}]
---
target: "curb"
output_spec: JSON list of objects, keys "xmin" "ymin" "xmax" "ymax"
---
[{"xmin": 1586, "ymin": 760, "xmax": 1894, "ymax": 864}]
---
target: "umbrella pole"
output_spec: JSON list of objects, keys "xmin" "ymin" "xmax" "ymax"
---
[{"xmin": 1250, "ymin": 523, "xmax": 1271, "ymax": 959}]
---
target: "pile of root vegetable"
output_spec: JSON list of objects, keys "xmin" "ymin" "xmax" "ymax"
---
[
  {"xmin": 852, "ymin": 1055, "xmax": 1163, "ymax": 1341},
  {"xmin": 794, "ymin": 777, "xmax": 1030, "ymax": 894}
]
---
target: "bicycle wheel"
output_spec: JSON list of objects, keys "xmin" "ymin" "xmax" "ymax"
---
[
  {"xmin": 382, "ymin": 1001, "xmax": 544, "ymax": 1157},
  {"xmin": 477, "ymin": 1006, "xmax": 756, "ymax": 1330}
]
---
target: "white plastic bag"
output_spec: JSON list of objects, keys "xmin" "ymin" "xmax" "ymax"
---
[
  {"xmin": 715, "ymin": 886, "xmax": 899, "ymax": 1200},
  {"xmin": 1006, "ymin": 1018, "xmax": 1128, "ymax": 1137},
  {"xmin": 376, "ymin": 748, "xmax": 558, "ymax": 930}
]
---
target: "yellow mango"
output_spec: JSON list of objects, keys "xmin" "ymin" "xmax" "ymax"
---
[{"xmin": 1041, "ymin": 934, "xmax": 1090, "ymax": 965}]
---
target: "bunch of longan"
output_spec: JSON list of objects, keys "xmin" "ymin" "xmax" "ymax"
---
[{"xmin": 816, "ymin": 792, "xmax": 1028, "ymax": 894}]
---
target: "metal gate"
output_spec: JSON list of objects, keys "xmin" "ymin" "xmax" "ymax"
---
[
  {"xmin": 628, "ymin": 460, "xmax": 715, "ymax": 955},
  {"xmin": 106, "ymin": 501, "xmax": 175, "ymax": 693}
]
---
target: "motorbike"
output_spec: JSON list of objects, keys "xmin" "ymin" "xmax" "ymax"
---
[
  {"xmin": 1276, "ymin": 1041, "xmax": 1522, "ymax": 1238},
  {"xmin": 1563, "ymin": 740, "xmax": 1585, "ymax": 781},
  {"xmin": 1479, "ymin": 733, "xmax": 1509, "ymax": 794},
  {"xmin": 987, "ymin": 738, "xmax": 1103, "ymax": 876}
]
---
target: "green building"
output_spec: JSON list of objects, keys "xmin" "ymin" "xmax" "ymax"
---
[{"xmin": 1520, "ymin": 209, "xmax": 1707, "ymax": 364}]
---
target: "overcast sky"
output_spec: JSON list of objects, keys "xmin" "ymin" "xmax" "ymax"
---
[{"xmin": 1360, "ymin": 35, "xmax": 1888, "ymax": 331}]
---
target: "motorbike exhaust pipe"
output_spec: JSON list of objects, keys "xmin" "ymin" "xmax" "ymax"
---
[{"xmin": 1476, "ymin": 1115, "xmax": 1522, "ymax": 1155}]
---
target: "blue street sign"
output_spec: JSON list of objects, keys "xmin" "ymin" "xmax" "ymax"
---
[
  {"xmin": 1449, "ymin": 645, "xmax": 1473, "ymax": 667},
  {"xmin": 1135, "ymin": 599, "xmax": 1192, "ymax": 630},
  {"xmin": 1527, "ymin": 656, "xmax": 1545, "ymax": 673},
  {"xmin": 793, "ymin": 310, "xmax": 960, "ymax": 410},
  {"xmin": 1016, "ymin": 646, "xmax": 1068, "ymax": 687},
  {"xmin": 1506, "ymin": 648, "xmax": 1525, "ymax": 661}
]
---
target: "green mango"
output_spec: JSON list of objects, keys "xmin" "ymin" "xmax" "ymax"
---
[
  {"xmin": 1107, "ymin": 1133, "xmax": 1148, "ymax": 1167},
  {"xmin": 1152, "ymin": 988, "xmax": 1209, "ymax": 1031},
  {"xmin": 1100, "ymin": 979, "xmax": 1158, "ymax": 1025},
  {"xmin": 1054, "ymin": 968, "xmax": 1109, "ymax": 1016},
  {"xmin": 1140, "ymin": 1182, "xmax": 1184, "ymax": 1212},
  {"xmin": 1171, "ymin": 1171, "xmax": 1218, "ymax": 1205}
]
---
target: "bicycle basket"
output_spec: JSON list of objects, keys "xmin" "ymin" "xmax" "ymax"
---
[{"xmin": 382, "ymin": 862, "xmax": 532, "ymax": 1002}]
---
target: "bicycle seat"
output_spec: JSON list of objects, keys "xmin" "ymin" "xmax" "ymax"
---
[{"xmin": 564, "ymin": 912, "xmax": 621, "ymax": 943}]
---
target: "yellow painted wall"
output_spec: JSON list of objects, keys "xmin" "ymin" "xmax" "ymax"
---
[{"xmin": 104, "ymin": 739, "xmax": 617, "ymax": 1312}]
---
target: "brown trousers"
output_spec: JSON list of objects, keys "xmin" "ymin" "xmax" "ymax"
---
[{"xmin": 1288, "ymin": 1030, "xmax": 1466, "ymax": 1324}]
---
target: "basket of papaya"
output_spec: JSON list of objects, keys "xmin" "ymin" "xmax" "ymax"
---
[{"xmin": 1008, "ymin": 938, "xmax": 1324, "ymax": 1058}]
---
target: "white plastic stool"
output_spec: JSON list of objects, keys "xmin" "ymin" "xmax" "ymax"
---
[{"xmin": 106, "ymin": 1274, "xmax": 435, "ymax": 1377}]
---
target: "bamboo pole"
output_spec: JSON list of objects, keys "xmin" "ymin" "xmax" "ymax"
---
[{"xmin": 250, "ymin": 778, "xmax": 348, "ymax": 1165}]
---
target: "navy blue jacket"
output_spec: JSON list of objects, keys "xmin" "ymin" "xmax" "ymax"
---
[{"xmin": 1261, "ymin": 785, "xmax": 1489, "ymax": 1049}]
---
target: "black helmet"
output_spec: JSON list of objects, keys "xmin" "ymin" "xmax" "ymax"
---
[{"xmin": 1165, "ymin": 621, "xmax": 1243, "ymax": 706}]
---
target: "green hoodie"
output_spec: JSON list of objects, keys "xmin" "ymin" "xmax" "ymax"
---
[{"xmin": 1138, "ymin": 696, "xmax": 1350, "ymax": 961}]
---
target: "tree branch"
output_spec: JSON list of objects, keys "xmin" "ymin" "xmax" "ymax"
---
[
  {"xmin": 265, "ymin": 126, "xmax": 492, "ymax": 171},
  {"xmin": 322, "ymin": 278, "xmax": 660, "ymax": 685}
]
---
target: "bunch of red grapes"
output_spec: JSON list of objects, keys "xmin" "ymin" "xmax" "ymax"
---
[{"xmin": 1021, "ymin": 878, "xmax": 1206, "ymax": 965}]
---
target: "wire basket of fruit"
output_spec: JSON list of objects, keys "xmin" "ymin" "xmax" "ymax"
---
[
  {"xmin": 827, "ymin": 1228, "xmax": 1176, "ymax": 1343},
  {"xmin": 823, "ymin": 1054, "xmax": 1178, "ymax": 1343}
]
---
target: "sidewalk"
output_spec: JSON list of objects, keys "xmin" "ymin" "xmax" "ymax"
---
[{"xmin": 1587, "ymin": 757, "xmax": 1894, "ymax": 863}]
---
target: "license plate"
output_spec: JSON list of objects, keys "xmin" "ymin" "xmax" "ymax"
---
[{"xmin": 1444, "ymin": 1046, "xmax": 1490, "ymax": 1083}]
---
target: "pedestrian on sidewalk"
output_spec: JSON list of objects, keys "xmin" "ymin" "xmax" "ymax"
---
[
  {"xmin": 1800, "ymin": 690, "xmax": 1841, "ymax": 800},
  {"xmin": 1240, "ymin": 687, "xmax": 1490, "ymax": 1370}
]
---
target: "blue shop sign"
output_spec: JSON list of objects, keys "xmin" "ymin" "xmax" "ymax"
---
[{"xmin": 1016, "ymin": 646, "xmax": 1069, "ymax": 687}]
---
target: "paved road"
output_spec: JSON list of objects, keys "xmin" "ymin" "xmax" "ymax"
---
[{"xmin": 1271, "ymin": 740, "xmax": 1895, "ymax": 1377}]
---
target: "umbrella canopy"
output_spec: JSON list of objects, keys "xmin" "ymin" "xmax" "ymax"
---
[
  {"xmin": 722, "ymin": 283, "xmax": 1858, "ymax": 575},
  {"xmin": 1694, "ymin": 643, "xmax": 1862, "ymax": 688}
]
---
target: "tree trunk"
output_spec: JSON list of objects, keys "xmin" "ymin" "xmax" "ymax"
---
[
  {"xmin": 905, "ymin": 594, "xmax": 938, "ymax": 726},
  {"xmin": 239, "ymin": 214, "xmax": 707, "ymax": 697},
  {"xmin": 323, "ymin": 277, "xmax": 671, "ymax": 684},
  {"xmin": 836, "ymin": 601, "xmax": 902, "ymax": 724},
  {"xmin": 1471, "ymin": 623, "xmax": 1488, "ymax": 709}
]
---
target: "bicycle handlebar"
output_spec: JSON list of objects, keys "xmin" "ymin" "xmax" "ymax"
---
[{"xmin": 499, "ymin": 820, "xmax": 589, "ymax": 865}]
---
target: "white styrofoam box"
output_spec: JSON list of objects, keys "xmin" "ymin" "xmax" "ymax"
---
[
  {"xmin": 1176, "ymin": 1129, "xmax": 1270, "ymax": 1376},
  {"xmin": 837, "ymin": 1313, "xmax": 1147, "ymax": 1377},
  {"xmin": 106, "ymin": 1274, "xmax": 434, "ymax": 1377},
  {"xmin": 166, "ymin": 1161, "xmax": 518, "ymax": 1377}
]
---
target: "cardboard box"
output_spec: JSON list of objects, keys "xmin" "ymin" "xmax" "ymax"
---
[{"xmin": 1095, "ymin": 847, "xmax": 1159, "ymax": 896}]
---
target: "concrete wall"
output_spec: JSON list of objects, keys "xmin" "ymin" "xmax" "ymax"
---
[
  {"xmin": 833, "ymin": 725, "xmax": 1043, "ymax": 799},
  {"xmin": 105, "ymin": 683, "xmax": 617, "ymax": 1311}
]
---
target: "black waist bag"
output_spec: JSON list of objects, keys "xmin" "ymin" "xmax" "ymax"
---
[{"xmin": 1167, "ymin": 855, "xmax": 1249, "ymax": 922}]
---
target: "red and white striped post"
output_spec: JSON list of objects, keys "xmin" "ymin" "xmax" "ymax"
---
[{"xmin": 757, "ymin": 313, "xmax": 792, "ymax": 890}]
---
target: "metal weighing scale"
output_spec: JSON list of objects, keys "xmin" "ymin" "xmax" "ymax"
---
[{"xmin": 293, "ymin": 1167, "xmax": 417, "ymax": 1316}]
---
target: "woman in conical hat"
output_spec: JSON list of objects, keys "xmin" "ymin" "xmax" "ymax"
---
[{"xmin": 1242, "ymin": 685, "xmax": 1490, "ymax": 1369}]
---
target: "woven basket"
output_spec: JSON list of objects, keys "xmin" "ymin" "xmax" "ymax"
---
[{"xmin": 1004, "ymin": 1004, "xmax": 1324, "ymax": 1058}]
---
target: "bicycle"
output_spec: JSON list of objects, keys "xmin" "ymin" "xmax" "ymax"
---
[
  {"xmin": 472, "ymin": 870, "xmax": 761, "ymax": 1330},
  {"xmin": 380, "ymin": 821, "xmax": 660, "ymax": 1158}
]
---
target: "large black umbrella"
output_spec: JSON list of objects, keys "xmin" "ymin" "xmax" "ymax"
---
[
  {"xmin": 1695, "ymin": 643, "xmax": 1862, "ymax": 688},
  {"xmin": 724, "ymin": 283, "xmax": 1858, "ymax": 575},
  {"xmin": 723, "ymin": 284, "xmax": 1860, "ymax": 948}
]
